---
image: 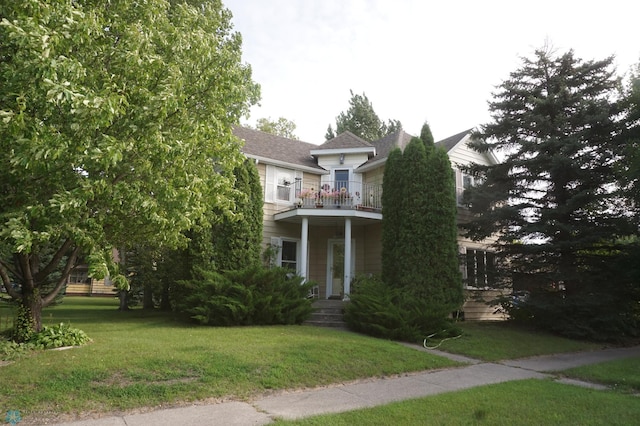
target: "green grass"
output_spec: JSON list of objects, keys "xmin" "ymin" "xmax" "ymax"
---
[
  {"xmin": 435, "ymin": 321, "xmax": 602, "ymax": 361},
  {"xmin": 561, "ymin": 356, "xmax": 640, "ymax": 393},
  {"xmin": 0, "ymin": 297, "xmax": 630, "ymax": 425},
  {"xmin": 274, "ymin": 379, "xmax": 640, "ymax": 425},
  {"xmin": 0, "ymin": 297, "xmax": 458, "ymax": 419}
]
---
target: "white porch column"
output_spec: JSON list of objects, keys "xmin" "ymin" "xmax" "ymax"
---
[
  {"xmin": 300, "ymin": 217, "xmax": 308, "ymax": 280},
  {"xmin": 343, "ymin": 217, "xmax": 352, "ymax": 300}
]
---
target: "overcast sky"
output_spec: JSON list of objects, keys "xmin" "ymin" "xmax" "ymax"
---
[{"xmin": 223, "ymin": 0, "xmax": 639, "ymax": 144}]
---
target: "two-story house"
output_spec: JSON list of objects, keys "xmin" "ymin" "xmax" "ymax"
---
[{"xmin": 237, "ymin": 126, "xmax": 503, "ymax": 320}]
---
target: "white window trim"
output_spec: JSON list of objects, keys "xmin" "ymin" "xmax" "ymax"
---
[
  {"xmin": 270, "ymin": 236, "xmax": 307, "ymax": 276},
  {"xmin": 265, "ymin": 165, "xmax": 302, "ymax": 205}
]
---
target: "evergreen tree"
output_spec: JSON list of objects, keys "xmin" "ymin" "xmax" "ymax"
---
[
  {"xmin": 463, "ymin": 48, "xmax": 636, "ymax": 339},
  {"xmin": 396, "ymin": 138, "xmax": 462, "ymax": 316},
  {"xmin": 423, "ymin": 147, "xmax": 463, "ymax": 312},
  {"xmin": 210, "ymin": 159, "xmax": 263, "ymax": 271},
  {"xmin": 381, "ymin": 148, "xmax": 404, "ymax": 287},
  {"xmin": 420, "ymin": 122, "xmax": 435, "ymax": 147},
  {"xmin": 396, "ymin": 138, "xmax": 432, "ymax": 295},
  {"xmin": 326, "ymin": 90, "xmax": 402, "ymax": 141}
]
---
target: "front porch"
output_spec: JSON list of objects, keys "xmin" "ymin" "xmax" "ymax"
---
[{"xmin": 272, "ymin": 182, "xmax": 383, "ymax": 300}]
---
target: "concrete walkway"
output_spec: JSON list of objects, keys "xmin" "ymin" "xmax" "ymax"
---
[{"xmin": 52, "ymin": 345, "xmax": 640, "ymax": 426}]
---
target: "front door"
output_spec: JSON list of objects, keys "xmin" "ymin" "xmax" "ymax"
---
[{"xmin": 327, "ymin": 239, "xmax": 355, "ymax": 299}]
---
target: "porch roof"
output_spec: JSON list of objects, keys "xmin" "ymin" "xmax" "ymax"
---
[{"xmin": 273, "ymin": 208, "xmax": 382, "ymax": 226}]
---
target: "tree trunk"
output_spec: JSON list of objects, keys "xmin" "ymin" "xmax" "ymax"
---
[
  {"xmin": 15, "ymin": 289, "xmax": 42, "ymax": 342},
  {"xmin": 118, "ymin": 290, "xmax": 129, "ymax": 311},
  {"xmin": 143, "ymin": 284, "xmax": 154, "ymax": 309},
  {"xmin": 159, "ymin": 282, "xmax": 171, "ymax": 311}
]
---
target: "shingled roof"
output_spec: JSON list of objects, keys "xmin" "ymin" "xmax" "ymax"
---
[
  {"xmin": 315, "ymin": 131, "xmax": 373, "ymax": 150},
  {"xmin": 370, "ymin": 130, "xmax": 413, "ymax": 159},
  {"xmin": 234, "ymin": 126, "xmax": 323, "ymax": 170},
  {"xmin": 435, "ymin": 128, "xmax": 474, "ymax": 152},
  {"xmin": 236, "ymin": 126, "xmax": 476, "ymax": 171}
]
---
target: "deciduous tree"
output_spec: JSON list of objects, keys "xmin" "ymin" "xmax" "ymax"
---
[
  {"xmin": 0, "ymin": 0, "xmax": 259, "ymax": 339},
  {"xmin": 252, "ymin": 117, "xmax": 298, "ymax": 139}
]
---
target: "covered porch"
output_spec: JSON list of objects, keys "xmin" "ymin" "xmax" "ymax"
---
[{"xmin": 273, "ymin": 207, "xmax": 382, "ymax": 300}]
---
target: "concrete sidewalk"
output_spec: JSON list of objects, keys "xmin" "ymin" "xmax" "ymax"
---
[{"xmin": 52, "ymin": 345, "xmax": 640, "ymax": 426}]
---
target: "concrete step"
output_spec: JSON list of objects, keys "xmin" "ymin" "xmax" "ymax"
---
[{"xmin": 305, "ymin": 300, "xmax": 347, "ymax": 328}]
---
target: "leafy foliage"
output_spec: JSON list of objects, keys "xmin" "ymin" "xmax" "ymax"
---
[
  {"xmin": 209, "ymin": 160, "xmax": 263, "ymax": 271},
  {"xmin": 345, "ymin": 275, "xmax": 461, "ymax": 342},
  {"xmin": 0, "ymin": 0, "xmax": 259, "ymax": 334},
  {"xmin": 463, "ymin": 48, "xmax": 638, "ymax": 340},
  {"xmin": 325, "ymin": 90, "xmax": 402, "ymax": 141},
  {"xmin": 252, "ymin": 117, "xmax": 298, "ymax": 139},
  {"xmin": 172, "ymin": 266, "xmax": 313, "ymax": 326},
  {"xmin": 29, "ymin": 322, "xmax": 91, "ymax": 349}
]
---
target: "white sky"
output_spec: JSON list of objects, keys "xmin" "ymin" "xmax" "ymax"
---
[{"xmin": 223, "ymin": 0, "xmax": 639, "ymax": 144}]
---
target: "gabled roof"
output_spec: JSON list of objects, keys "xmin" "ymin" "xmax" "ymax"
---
[
  {"xmin": 234, "ymin": 126, "xmax": 323, "ymax": 171},
  {"xmin": 310, "ymin": 131, "xmax": 376, "ymax": 158},
  {"xmin": 316, "ymin": 131, "xmax": 373, "ymax": 150},
  {"xmin": 370, "ymin": 130, "xmax": 413, "ymax": 159},
  {"xmin": 435, "ymin": 128, "xmax": 475, "ymax": 152}
]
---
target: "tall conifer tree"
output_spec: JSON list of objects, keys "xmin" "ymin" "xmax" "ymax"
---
[
  {"xmin": 381, "ymin": 148, "xmax": 404, "ymax": 287},
  {"xmin": 463, "ymin": 49, "xmax": 635, "ymax": 339}
]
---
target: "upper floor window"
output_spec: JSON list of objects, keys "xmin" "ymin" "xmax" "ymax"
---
[
  {"xmin": 276, "ymin": 168, "xmax": 294, "ymax": 202},
  {"xmin": 265, "ymin": 165, "xmax": 300, "ymax": 204},
  {"xmin": 334, "ymin": 169, "xmax": 349, "ymax": 192}
]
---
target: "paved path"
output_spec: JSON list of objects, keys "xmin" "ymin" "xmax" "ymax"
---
[{"xmin": 49, "ymin": 345, "xmax": 640, "ymax": 426}]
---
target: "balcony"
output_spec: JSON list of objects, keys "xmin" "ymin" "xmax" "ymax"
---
[{"xmin": 287, "ymin": 180, "xmax": 383, "ymax": 212}]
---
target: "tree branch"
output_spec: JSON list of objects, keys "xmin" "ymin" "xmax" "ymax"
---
[
  {"xmin": 0, "ymin": 261, "xmax": 21, "ymax": 299},
  {"xmin": 42, "ymin": 246, "xmax": 80, "ymax": 307},
  {"xmin": 34, "ymin": 238, "xmax": 74, "ymax": 283}
]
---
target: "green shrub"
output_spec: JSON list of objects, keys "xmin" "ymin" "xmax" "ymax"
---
[
  {"xmin": 0, "ymin": 338, "xmax": 37, "ymax": 361},
  {"xmin": 345, "ymin": 274, "xmax": 461, "ymax": 343},
  {"xmin": 29, "ymin": 323, "xmax": 91, "ymax": 349},
  {"xmin": 173, "ymin": 266, "xmax": 314, "ymax": 326}
]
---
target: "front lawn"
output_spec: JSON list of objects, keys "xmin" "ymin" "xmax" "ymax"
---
[
  {"xmin": 0, "ymin": 297, "xmax": 458, "ymax": 421},
  {"xmin": 561, "ymin": 357, "xmax": 640, "ymax": 394},
  {"xmin": 274, "ymin": 379, "xmax": 640, "ymax": 425},
  {"xmin": 437, "ymin": 321, "xmax": 601, "ymax": 361}
]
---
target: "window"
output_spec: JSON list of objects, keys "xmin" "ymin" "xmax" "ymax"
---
[
  {"xmin": 276, "ymin": 168, "xmax": 294, "ymax": 201},
  {"xmin": 266, "ymin": 165, "xmax": 301, "ymax": 203},
  {"xmin": 68, "ymin": 266, "xmax": 90, "ymax": 284},
  {"xmin": 464, "ymin": 249, "xmax": 496, "ymax": 288},
  {"xmin": 280, "ymin": 240, "xmax": 297, "ymax": 271},
  {"xmin": 334, "ymin": 169, "xmax": 349, "ymax": 192},
  {"xmin": 463, "ymin": 173, "xmax": 474, "ymax": 189}
]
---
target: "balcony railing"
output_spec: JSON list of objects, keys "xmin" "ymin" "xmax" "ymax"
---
[{"xmin": 290, "ymin": 180, "xmax": 382, "ymax": 211}]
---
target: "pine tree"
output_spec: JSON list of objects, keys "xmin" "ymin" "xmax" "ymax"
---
[
  {"xmin": 327, "ymin": 90, "xmax": 402, "ymax": 141},
  {"xmin": 463, "ymin": 48, "xmax": 636, "ymax": 339}
]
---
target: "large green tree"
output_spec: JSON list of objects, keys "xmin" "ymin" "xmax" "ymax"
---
[
  {"xmin": 0, "ymin": 0, "xmax": 259, "ymax": 339},
  {"xmin": 252, "ymin": 117, "xmax": 298, "ymax": 139},
  {"xmin": 209, "ymin": 159, "xmax": 263, "ymax": 271},
  {"xmin": 381, "ymin": 148, "xmax": 403, "ymax": 287},
  {"xmin": 378, "ymin": 124, "xmax": 462, "ymax": 336},
  {"xmin": 325, "ymin": 90, "xmax": 402, "ymax": 141},
  {"xmin": 463, "ymin": 49, "xmax": 638, "ymax": 339},
  {"xmin": 396, "ymin": 137, "xmax": 462, "ymax": 315}
]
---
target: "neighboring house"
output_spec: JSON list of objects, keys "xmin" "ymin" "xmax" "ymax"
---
[
  {"xmin": 236, "ymin": 126, "xmax": 504, "ymax": 320},
  {"xmin": 65, "ymin": 267, "xmax": 113, "ymax": 296}
]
